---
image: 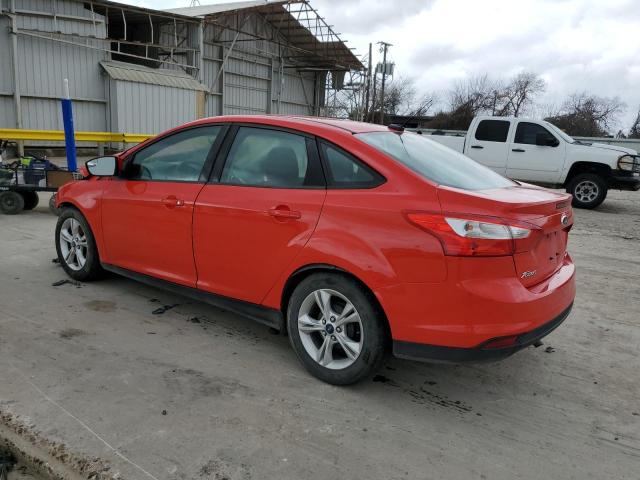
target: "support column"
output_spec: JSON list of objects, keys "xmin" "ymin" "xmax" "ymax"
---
[{"xmin": 9, "ymin": 0, "xmax": 24, "ymax": 156}]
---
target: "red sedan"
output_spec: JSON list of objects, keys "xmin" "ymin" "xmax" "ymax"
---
[{"xmin": 55, "ymin": 116, "xmax": 576, "ymax": 385}]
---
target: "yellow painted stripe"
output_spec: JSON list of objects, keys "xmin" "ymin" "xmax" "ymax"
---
[{"xmin": 0, "ymin": 128, "xmax": 154, "ymax": 143}]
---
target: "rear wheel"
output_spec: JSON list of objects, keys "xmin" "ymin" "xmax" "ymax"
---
[
  {"xmin": 0, "ymin": 191, "xmax": 25, "ymax": 215},
  {"xmin": 22, "ymin": 191, "xmax": 39, "ymax": 210},
  {"xmin": 567, "ymin": 173, "xmax": 607, "ymax": 209},
  {"xmin": 55, "ymin": 208, "xmax": 103, "ymax": 281},
  {"xmin": 287, "ymin": 273, "xmax": 388, "ymax": 385}
]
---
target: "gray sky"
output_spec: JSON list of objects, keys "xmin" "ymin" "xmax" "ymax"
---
[{"xmin": 129, "ymin": 0, "xmax": 640, "ymax": 130}]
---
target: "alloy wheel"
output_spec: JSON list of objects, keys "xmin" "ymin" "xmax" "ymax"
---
[
  {"xmin": 574, "ymin": 180, "xmax": 599, "ymax": 203},
  {"xmin": 297, "ymin": 288, "xmax": 364, "ymax": 370},
  {"xmin": 59, "ymin": 217, "xmax": 88, "ymax": 271}
]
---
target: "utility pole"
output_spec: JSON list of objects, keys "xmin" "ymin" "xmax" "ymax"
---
[
  {"xmin": 364, "ymin": 42, "xmax": 372, "ymax": 122},
  {"xmin": 378, "ymin": 41, "xmax": 391, "ymax": 125}
]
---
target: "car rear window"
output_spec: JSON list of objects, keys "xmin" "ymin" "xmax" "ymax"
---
[{"xmin": 357, "ymin": 131, "xmax": 515, "ymax": 190}]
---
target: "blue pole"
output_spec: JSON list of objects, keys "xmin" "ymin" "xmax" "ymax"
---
[{"xmin": 61, "ymin": 78, "xmax": 77, "ymax": 172}]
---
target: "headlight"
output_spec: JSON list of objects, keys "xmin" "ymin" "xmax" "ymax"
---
[{"xmin": 618, "ymin": 155, "xmax": 640, "ymax": 172}]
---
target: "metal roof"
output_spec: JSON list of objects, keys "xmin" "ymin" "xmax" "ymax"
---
[
  {"xmin": 166, "ymin": 1, "xmax": 363, "ymax": 72},
  {"xmin": 100, "ymin": 61, "xmax": 209, "ymax": 91},
  {"xmin": 167, "ymin": 1, "xmax": 282, "ymax": 17}
]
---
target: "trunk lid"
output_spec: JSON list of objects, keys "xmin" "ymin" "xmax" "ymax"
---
[{"xmin": 437, "ymin": 184, "xmax": 573, "ymax": 286}]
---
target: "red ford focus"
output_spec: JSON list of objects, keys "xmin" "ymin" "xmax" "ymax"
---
[{"xmin": 55, "ymin": 116, "xmax": 575, "ymax": 384}]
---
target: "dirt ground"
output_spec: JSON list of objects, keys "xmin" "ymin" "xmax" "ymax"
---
[{"xmin": 0, "ymin": 190, "xmax": 638, "ymax": 480}]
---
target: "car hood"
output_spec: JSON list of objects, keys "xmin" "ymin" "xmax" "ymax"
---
[{"xmin": 577, "ymin": 142, "xmax": 638, "ymax": 156}]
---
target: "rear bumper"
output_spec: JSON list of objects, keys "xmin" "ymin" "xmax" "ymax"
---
[
  {"xmin": 608, "ymin": 172, "xmax": 640, "ymax": 191},
  {"xmin": 392, "ymin": 302, "xmax": 573, "ymax": 363},
  {"xmin": 374, "ymin": 252, "xmax": 576, "ymax": 353}
]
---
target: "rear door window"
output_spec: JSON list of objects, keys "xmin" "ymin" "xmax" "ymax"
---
[
  {"xmin": 220, "ymin": 127, "xmax": 322, "ymax": 188},
  {"xmin": 475, "ymin": 120, "xmax": 510, "ymax": 142}
]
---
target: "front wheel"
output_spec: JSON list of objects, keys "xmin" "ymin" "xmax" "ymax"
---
[
  {"xmin": 55, "ymin": 208, "xmax": 103, "ymax": 281},
  {"xmin": 287, "ymin": 273, "xmax": 388, "ymax": 385},
  {"xmin": 567, "ymin": 173, "xmax": 607, "ymax": 209}
]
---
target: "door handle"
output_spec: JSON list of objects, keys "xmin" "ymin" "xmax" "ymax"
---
[
  {"xmin": 512, "ymin": 148, "xmax": 526, "ymax": 153},
  {"xmin": 161, "ymin": 195, "xmax": 185, "ymax": 208},
  {"xmin": 470, "ymin": 145, "xmax": 484, "ymax": 149},
  {"xmin": 268, "ymin": 205, "xmax": 301, "ymax": 220}
]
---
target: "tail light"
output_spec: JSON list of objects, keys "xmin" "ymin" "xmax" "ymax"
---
[{"xmin": 405, "ymin": 212, "xmax": 537, "ymax": 257}]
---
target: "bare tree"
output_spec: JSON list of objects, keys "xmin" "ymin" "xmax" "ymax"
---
[
  {"xmin": 364, "ymin": 76, "xmax": 436, "ymax": 122},
  {"xmin": 545, "ymin": 92, "xmax": 626, "ymax": 136},
  {"xmin": 629, "ymin": 107, "xmax": 640, "ymax": 139},
  {"xmin": 499, "ymin": 71, "xmax": 546, "ymax": 117}
]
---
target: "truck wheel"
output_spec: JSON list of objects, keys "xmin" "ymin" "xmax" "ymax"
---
[
  {"xmin": 22, "ymin": 191, "xmax": 39, "ymax": 210},
  {"xmin": 0, "ymin": 191, "xmax": 25, "ymax": 215},
  {"xmin": 567, "ymin": 173, "xmax": 607, "ymax": 209}
]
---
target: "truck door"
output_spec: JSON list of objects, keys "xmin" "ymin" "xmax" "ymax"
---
[
  {"xmin": 464, "ymin": 119, "xmax": 510, "ymax": 175},
  {"xmin": 506, "ymin": 121, "xmax": 566, "ymax": 183}
]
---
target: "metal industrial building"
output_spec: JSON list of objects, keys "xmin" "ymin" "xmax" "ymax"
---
[{"xmin": 0, "ymin": 0, "xmax": 362, "ymax": 150}]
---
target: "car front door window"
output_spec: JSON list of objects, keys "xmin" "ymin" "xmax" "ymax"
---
[{"xmin": 127, "ymin": 126, "xmax": 222, "ymax": 182}]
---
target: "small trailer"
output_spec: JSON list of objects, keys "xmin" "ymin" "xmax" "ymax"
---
[{"xmin": 0, "ymin": 155, "xmax": 80, "ymax": 215}]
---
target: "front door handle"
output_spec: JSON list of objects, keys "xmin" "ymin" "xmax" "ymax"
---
[
  {"xmin": 470, "ymin": 145, "xmax": 484, "ymax": 149},
  {"xmin": 268, "ymin": 205, "xmax": 301, "ymax": 220},
  {"xmin": 161, "ymin": 195, "xmax": 185, "ymax": 208},
  {"xmin": 512, "ymin": 148, "xmax": 526, "ymax": 153}
]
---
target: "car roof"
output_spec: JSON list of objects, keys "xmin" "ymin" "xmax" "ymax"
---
[{"xmin": 182, "ymin": 115, "xmax": 389, "ymax": 136}]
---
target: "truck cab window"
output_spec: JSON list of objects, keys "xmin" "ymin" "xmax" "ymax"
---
[
  {"xmin": 475, "ymin": 120, "xmax": 510, "ymax": 142},
  {"xmin": 515, "ymin": 122, "xmax": 557, "ymax": 145}
]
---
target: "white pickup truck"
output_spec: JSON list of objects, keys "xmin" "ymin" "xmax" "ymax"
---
[{"xmin": 425, "ymin": 116, "xmax": 640, "ymax": 208}]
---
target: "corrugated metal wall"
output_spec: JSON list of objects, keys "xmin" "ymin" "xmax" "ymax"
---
[
  {"xmin": 0, "ymin": 0, "xmax": 108, "ymax": 133},
  {"xmin": 202, "ymin": 13, "xmax": 319, "ymax": 117},
  {"xmin": 1, "ymin": 0, "xmax": 327, "ymax": 144},
  {"xmin": 112, "ymin": 81, "xmax": 197, "ymax": 134}
]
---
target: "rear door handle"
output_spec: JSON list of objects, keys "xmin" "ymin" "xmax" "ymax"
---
[
  {"xmin": 470, "ymin": 145, "xmax": 484, "ymax": 149},
  {"xmin": 268, "ymin": 205, "xmax": 301, "ymax": 220},
  {"xmin": 512, "ymin": 148, "xmax": 526, "ymax": 153},
  {"xmin": 161, "ymin": 195, "xmax": 185, "ymax": 208}
]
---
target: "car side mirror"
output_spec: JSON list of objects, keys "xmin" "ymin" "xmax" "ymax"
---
[
  {"xmin": 536, "ymin": 133, "xmax": 559, "ymax": 147},
  {"xmin": 86, "ymin": 156, "xmax": 117, "ymax": 176}
]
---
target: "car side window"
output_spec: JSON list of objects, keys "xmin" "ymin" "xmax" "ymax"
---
[
  {"xmin": 220, "ymin": 127, "xmax": 312, "ymax": 188},
  {"xmin": 319, "ymin": 141, "xmax": 385, "ymax": 189},
  {"xmin": 514, "ymin": 122, "xmax": 556, "ymax": 145},
  {"xmin": 127, "ymin": 126, "xmax": 221, "ymax": 182},
  {"xmin": 475, "ymin": 120, "xmax": 510, "ymax": 142}
]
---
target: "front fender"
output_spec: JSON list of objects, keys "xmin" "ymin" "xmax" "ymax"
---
[{"xmin": 56, "ymin": 178, "xmax": 107, "ymax": 262}]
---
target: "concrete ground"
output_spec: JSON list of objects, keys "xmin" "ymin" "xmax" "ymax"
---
[{"xmin": 0, "ymin": 190, "xmax": 638, "ymax": 480}]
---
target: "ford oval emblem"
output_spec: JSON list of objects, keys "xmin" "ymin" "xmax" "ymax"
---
[{"xmin": 561, "ymin": 213, "xmax": 569, "ymax": 226}]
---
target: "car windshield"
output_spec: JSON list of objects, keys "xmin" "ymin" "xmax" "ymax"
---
[
  {"xmin": 543, "ymin": 121, "xmax": 574, "ymax": 143},
  {"xmin": 357, "ymin": 131, "xmax": 515, "ymax": 190}
]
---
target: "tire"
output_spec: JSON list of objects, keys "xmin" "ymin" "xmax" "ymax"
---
[
  {"xmin": 0, "ymin": 191, "xmax": 25, "ymax": 215},
  {"xmin": 22, "ymin": 191, "xmax": 39, "ymax": 210},
  {"xmin": 287, "ymin": 273, "xmax": 388, "ymax": 385},
  {"xmin": 55, "ymin": 208, "xmax": 104, "ymax": 281},
  {"xmin": 49, "ymin": 193, "xmax": 61, "ymax": 216},
  {"xmin": 567, "ymin": 173, "xmax": 607, "ymax": 209}
]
